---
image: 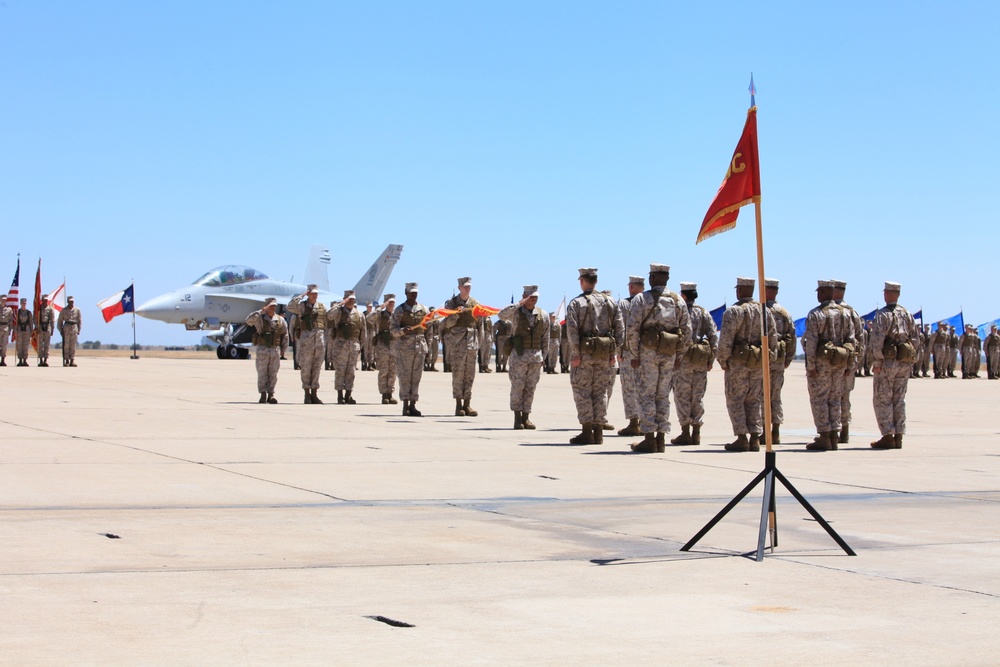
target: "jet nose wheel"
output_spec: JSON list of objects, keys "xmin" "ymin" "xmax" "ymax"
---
[
  {"xmin": 216, "ymin": 345, "xmax": 226, "ymax": 359},
  {"xmin": 227, "ymin": 345, "xmax": 241, "ymax": 359}
]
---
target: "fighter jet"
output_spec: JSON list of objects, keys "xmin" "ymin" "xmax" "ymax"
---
[{"xmin": 136, "ymin": 244, "xmax": 403, "ymax": 358}]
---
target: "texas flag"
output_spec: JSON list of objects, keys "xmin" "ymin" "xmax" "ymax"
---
[{"xmin": 98, "ymin": 284, "xmax": 135, "ymax": 322}]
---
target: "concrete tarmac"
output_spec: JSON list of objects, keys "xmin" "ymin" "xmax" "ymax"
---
[{"xmin": 1, "ymin": 356, "xmax": 998, "ymax": 665}]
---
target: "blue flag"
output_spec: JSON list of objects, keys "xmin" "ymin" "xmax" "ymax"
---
[
  {"xmin": 976, "ymin": 318, "xmax": 1000, "ymax": 339},
  {"xmin": 709, "ymin": 304, "xmax": 726, "ymax": 331},
  {"xmin": 861, "ymin": 309, "xmax": 878, "ymax": 322},
  {"xmin": 912, "ymin": 309, "xmax": 922, "ymax": 323},
  {"xmin": 794, "ymin": 317, "xmax": 806, "ymax": 339},
  {"xmin": 930, "ymin": 312, "xmax": 964, "ymax": 333}
]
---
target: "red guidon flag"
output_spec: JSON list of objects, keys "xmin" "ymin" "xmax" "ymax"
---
[{"xmin": 696, "ymin": 106, "xmax": 761, "ymax": 244}]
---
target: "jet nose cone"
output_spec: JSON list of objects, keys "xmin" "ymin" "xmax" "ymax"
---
[{"xmin": 136, "ymin": 293, "xmax": 181, "ymax": 323}]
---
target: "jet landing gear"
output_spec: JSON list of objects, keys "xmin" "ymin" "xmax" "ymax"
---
[{"xmin": 217, "ymin": 344, "xmax": 250, "ymax": 360}]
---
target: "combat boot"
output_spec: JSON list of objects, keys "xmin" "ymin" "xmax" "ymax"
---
[
  {"xmin": 870, "ymin": 434, "xmax": 895, "ymax": 449},
  {"xmin": 893, "ymin": 433, "xmax": 903, "ymax": 449},
  {"xmin": 618, "ymin": 418, "xmax": 642, "ymax": 437},
  {"xmin": 569, "ymin": 423, "xmax": 594, "ymax": 445},
  {"xmin": 691, "ymin": 424, "xmax": 701, "ymax": 445},
  {"xmin": 344, "ymin": 390, "xmax": 356, "ymax": 404},
  {"xmin": 259, "ymin": 392, "xmax": 267, "ymax": 404},
  {"xmin": 522, "ymin": 413, "xmax": 535, "ymax": 429},
  {"xmin": 725, "ymin": 434, "xmax": 750, "ymax": 452},
  {"xmin": 771, "ymin": 423, "xmax": 780, "ymax": 444},
  {"xmin": 382, "ymin": 393, "xmax": 390, "ymax": 405},
  {"xmin": 630, "ymin": 433, "xmax": 657, "ymax": 453},
  {"xmin": 402, "ymin": 400, "xmax": 410, "ymax": 416},
  {"xmin": 387, "ymin": 393, "xmax": 398, "ymax": 404},
  {"xmin": 655, "ymin": 432, "xmax": 665, "ymax": 453},
  {"xmin": 337, "ymin": 390, "xmax": 346, "ymax": 404},
  {"xmin": 828, "ymin": 431, "xmax": 839, "ymax": 451},
  {"xmin": 514, "ymin": 411, "xmax": 524, "ymax": 430},
  {"xmin": 593, "ymin": 424, "xmax": 604, "ymax": 444},
  {"xmin": 838, "ymin": 424, "xmax": 849, "ymax": 444},
  {"xmin": 806, "ymin": 432, "xmax": 832, "ymax": 451},
  {"xmin": 670, "ymin": 425, "xmax": 692, "ymax": 446},
  {"xmin": 463, "ymin": 399, "xmax": 478, "ymax": 417},
  {"xmin": 455, "ymin": 399, "xmax": 465, "ymax": 416},
  {"xmin": 304, "ymin": 390, "xmax": 312, "ymax": 404},
  {"xmin": 748, "ymin": 433, "xmax": 761, "ymax": 452},
  {"xmin": 600, "ymin": 422, "xmax": 614, "ymax": 431},
  {"xmin": 267, "ymin": 393, "xmax": 277, "ymax": 404},
  {"xmin": 311, "ymin": 389, "xmax": 323, "ymax": 404},
  {"xmin": 409, "ymin": 402, "xmax": 422, "ymax": 417}
]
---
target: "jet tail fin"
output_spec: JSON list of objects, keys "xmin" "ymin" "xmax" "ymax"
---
[
  {"xmin": 304, "ymin": 245, "xmax": 332, "ymax": 292},
  {"xmin": 353, "ymin": 244, "xmax": 404, "ymax": 305}
]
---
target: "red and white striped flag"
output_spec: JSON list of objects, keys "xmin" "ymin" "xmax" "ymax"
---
[{"xmin": 6, "ymin": 258, "xmax": 19, "ymax": 341}]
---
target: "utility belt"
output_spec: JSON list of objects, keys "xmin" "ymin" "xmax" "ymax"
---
[
  {"xmin": 375, "ymin": 330, "xmax": 392, "ymax": 346},
  {"xmin": 507, "ymin": 335, "xmax": 542, "ymax": 356},
  {"xmin": 882, "ymin": 339, "xmax": 916, "ymax": 364},
  {"xmin": 253, "ymin": 331, "xmax": 279, "ymax": 348},
  {"xmin": 684, "ymin": 338, "xmax": 713, "ymax": 365},
  {"xmin": 731, "ymin": 338, "xmax": 763, "ymax": 369},
  {"xmin": 580, "ymin": 334, "xmax": 615, "ymax": 358},
  {"xmin": 818, "ymin": 339, "xmax": 854, "ymax": 368},
  {"xmin": 18, "ymin": 324, "xmax": 30, "ymax": 332},
  {"xmin": 640, "ymin": 327, "xmax": 680, "ymax": 356}
]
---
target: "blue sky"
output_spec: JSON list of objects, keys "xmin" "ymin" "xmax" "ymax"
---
[{"xmin": 2, "ymin": 1, "xmax": 997, "ymax": 345}]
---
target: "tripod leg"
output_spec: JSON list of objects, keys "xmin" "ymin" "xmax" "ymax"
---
[
  {"xmin": 756, "ymin": 470, "xmax": 775, "ymax": 561},
  {"xmin": 774, "ymin": 469, "xmax": 856, "ymax": 556},
  {"xmin": 769, "ymin": 472, "xmax": 778, "ymax": 550},
  {"xmin": 681, "ymin": 469, "xmax": 768, "ymax": 552}
]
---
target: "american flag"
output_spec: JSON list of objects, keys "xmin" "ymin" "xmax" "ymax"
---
[{"xmin": 5, "ymin": 258, "xmax": 18, "ymax": 308}]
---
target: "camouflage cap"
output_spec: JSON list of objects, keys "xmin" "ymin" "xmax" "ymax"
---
[
  {"xmin": 649, "ymin": 263, "xmax": 670, "ymax": 273},
  {"xmin": 306, "ymin": 284, "xmax": 319, "ymax": 294},
  {"xmin": 764, "ymin": 278, "xmax": 779, "ymax": 288},
  {"xmin": 816, "ymin": 279, "xmax": 834, "ymax": 289},
  {"xmin": 383, "ymin": 293, "xmax": 396, "ymax": 303},
  {"xmin": 67, "ymin": 296, "xmax": 75, "ymax": 301},
  {"xmin": 578, "ymin": 267, "xmax": 598, "ymax": 279},
  {"xmin": 19, "ymin": 298, "xmax": 26, "ymax": 303},
  {"xmin": 457, "ymin": 277, "xmax": 472, "ymax": 287},
  {"xmin": 522, "ymin": 285, "xmax": 539, "ymax": 297},
  {"xmin": 832, "ymin": 279, "xmax": 847, "ymax": 289},
  {"xmin": 263, "ymin": 297, "xmax": 278, "ymax": 307},
  {"xmin": 680, "ymin": 282, "xmax": 697, "ymax": 292},
  {"xmin": 343, "ymin": 290, "xmax": 356, "ymax": 300},
  {"xmin": 405, "ymin": 282, "xmax": 418, "ymax": 294},
  {"xmin": 628, "ymin": 275, "xmax": 645, "ymax": 285},
  {"xmin": 40, "ymin": 295, "xmax": 48, "ymax": 301},
  {"xmin": 735, "ymin": 277, "xmax": 754, "ymax": 288},
  {"xmin": 884, "ymin": 281, "xmax": 901, "ymax": 292}
]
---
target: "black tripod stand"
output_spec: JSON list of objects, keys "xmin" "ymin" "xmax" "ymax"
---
[{"xmin": 681, "ymin": 451, "xmax": 856, "ymax": 561}]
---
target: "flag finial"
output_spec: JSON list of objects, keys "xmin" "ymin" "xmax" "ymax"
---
[{"xmin": 748, "ymin": 73, "xmax": 756, "ymax": 107}]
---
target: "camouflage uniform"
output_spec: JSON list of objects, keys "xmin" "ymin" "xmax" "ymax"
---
[
  {"xmin": 493, "ymin": 318, "xmax": 513, "ymax": 372},
  {"xmin": 919, "ymin": 326, "xmax": 932, "ymax": 377},
  {"xmin": 960, "ymin": 327, "xmax": 982, "ymax": 378},
  {"xmin": 324, "ymin": 303, "xmax": 338, "ymax": 371},
  {"xmin": 870, "ymin": 283, "xmax": 919, "ymax": 447},
  {"xmin": 625, "ymin": 279, "xmax": 692, "ymax": 445},
  {"xmin": 36, "ymin": 304, "xmax": 54, "ymax": 366},
  {"xmin": 327, "ymin": 300, "xmax": 367, "ymax": 393},
  {"xmin": 372, "ymin": 302, "xmax": 398, "ymax": 401},
  {"xmin": 947, "ymin": 327, "xmax": 959, "ymax": 377},
  {"xmin": 362, "ymin": 304, "xmax": 376, "ymax": 371},
  {"xmin": 716, "ymin": 281, "xmax": 777, "ymax": 447},
  {"xmin": 0, "ymin": 301, "xmax": 11, "ymax": 366},
  {"xmin": 391, "ymin": 289, "xmax": 429, "ymax": 408},
  {"xmin": 443, "ymin": 283, "xmax": 481, "ymax": 408},
  {"xmin": 478, "ymin": 315, "xmax": 494, "ymax": 372},
  {"xmin": 57, "ymin": 303, "xmax": 82, "ymax": 366},
  {"xmin": 985, "ymin": 328, "xmax": 1000, "ymax": 379},
  {"xmin": 566, "ymin": 269, "xmax": 625, "ymax": 442},
  {"xmin": 544, "ymin": 317, "xmax": 560, "ymax": 373},
  {"xmin": 861, "ymin": 323, "xmax": 874, "ymax": 375},
  {"xmin": 931, "ymin": 325, "xmax": 949, "ymax": 378},
  {"xmin": 834, "ymin": 284, "xmax": 864, "ymax": 441},
  {"xmin": 286, "ymin": 293, "xmax": 326, "ymax": 394},
  {"xmin": 802, "ymin": 285, "xmax": 855, "ymax": 447},
  {"xmin": 673, "ymin": 297, "xmax": 718, "ymax": 433},
  {"xmin": 424, "ymin": 315, "xmax": 440, "ymax": 371},
  {"xmin": 617, "ymin": 291, "xmax": 641, "ymax": 429},
  {"xmin": 559, "ymin": 322, "xmax": 569, "ymax": 372},
  {"xmin": 15, "ymin": 306, "xmax": 33, "ymax": 366},
  {"xmin": 765, "ymin": 286, "xmax": 797, "ymax": 433},
  {"xmin": 498, "ymin": 296, "xmax": 549, "ymax": 421},
  {"xmin": 245, "ymin": 305, "xmax": 289, "ymax": 399}
]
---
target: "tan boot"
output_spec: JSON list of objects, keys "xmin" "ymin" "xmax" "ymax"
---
[
  {"xmin": 748, "ymin": 433, "xmax": 761, "ymax": 452},
  {"xmin": 570, "ymin": 423, "xmax": 594, "ymax": 445},
  {"xmin": 771, "ymin": 423, "xmax": 780, "ymax": 444},
  {"xmin": 828, "ymin": 431, "xmax": 839, "ymax": 451},
  {"xmin": 617, "ymin": 418, "xmax": 642, "ymax": 437},
  {"xmin": 655, "ymin": 432, "xmax": 665, "ymax": 453},
  {"xmin": 593, "ymin": 423, "xmax": 604, "ymax": 444},
  {"xmin": 839, "ymin": 423, "xmax": 849, "ymax": 443},
  {"xmin": 514, "ymin": 411, "xmax": 524, "ymax": 430},
  {"xmin": 725, "ymin": 434, "xmax": 750, "ymax": 452},
  {"xmin": 893, "ymin": 433, "xmax": 903, "ymax": 449},
  {"xmin": 600, "ymin": 422, "xmax": 614, "ymax": 431},
  {"xmin": 871, "ymin": 434, "xmax": 895, "ymax": 449},
  {"xmin": 463, "ymin": 399, "xmax": 478, "ymax": 417},
  {"xmin": 670, "ymin": 425, "xmax": 692, "ymax": 446},
  {"xmin": 691, "ymin": 424, "xmax": 701, "ymax": 446},
  {"xmin": 807, "ymin": 431, "xmax": 832, "ymax": 451},
  {"xmin": 631, "ymin": 433, "xmax": 657, "ymax": 453},
  {"xmin": 522, "ymin": 413, "xmax": 535, "ymax": 429}
]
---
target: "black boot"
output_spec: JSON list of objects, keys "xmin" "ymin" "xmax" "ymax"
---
[
  {"xmin": 409, "ymin": 401, "xmax": 421, "ymax": 417},
  {"xmin": 337, "ymin": 390, "xmax": 345, "ymax": 404},
  {"xmin": 455, "ymin": 399, "xmax": 465, "ymax": 416},
  {"xmin": 514, "ymin": 411, "xmax": 524, "ymax": 430},
  {"xmin": 267, "ymin": 393, "xmax": 277, "ymax": 404},
  {"xmin": 259, "ymin": 392, "xmax": 267, "ymax": 404},
  {"xmin": 402, "ymin": 400, "xmax": 410, "ymax": 416},
  {"xmin": 311, "ymin": 389, "xmax": 323, "ymax": 404},
  {"xmin": 344, "ymin": 390, "xmax": 356, "ymax": 404},
  {"xmin": 304, "ymin": 390, "xmax": 312, "ymax": 404}
]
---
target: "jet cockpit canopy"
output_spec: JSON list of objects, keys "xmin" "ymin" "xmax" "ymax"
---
[{"xmin": 192, "ymin": 265, "xmax": 270, "ymax": 287}]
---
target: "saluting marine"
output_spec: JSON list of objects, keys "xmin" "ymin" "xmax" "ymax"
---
[
  {"xmin": 327, "ymin": 290, "xmax": 367, "ymax": 404},
  {"xmin": 391, "ymin": 282, "xmax": 430, "ymax": 417},
  {"xmin": 245, "ymin": 297, "xmax": 289, "ymax": 403},
  {"xmin": 286, "ymin": 285, "xmax": 327, "ymax": 404},
  {"xmin": 57, "ymin": 296, "xmax": 82, "ymax": 367},
  {"xmin": 670, "ymin": 281, "xmax": 718, "ymax": 447},
  {"xmin": 870, "ymin": 281, "xmax": 920, "ymax": 449},
  {"xmin": 625, "ymin": 264, "xmax": 691, "ymax": 454},
  {"xmin": 15, "ymin": 298, "xmax": 33, "ymax": 366},
  {"xmin": 497, "ymin": 285, "xmax": 549, "ymax": 430}
]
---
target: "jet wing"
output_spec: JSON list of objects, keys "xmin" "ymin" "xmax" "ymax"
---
[{"xmin": 203, "ymin": 293, "xmax": 292, "ymax": 322}]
